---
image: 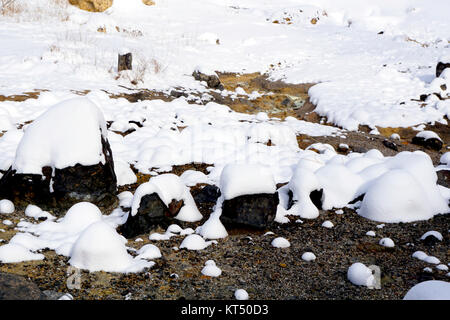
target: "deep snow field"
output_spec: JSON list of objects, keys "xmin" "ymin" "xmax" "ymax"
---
[{"xmin": 0, "ymin": 0, "xmax": 449, "ymax": 300}]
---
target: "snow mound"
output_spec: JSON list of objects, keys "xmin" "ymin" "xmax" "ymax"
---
[
  {"xmin": 403, "ymin": 281, "xmax": 450, "ymax": 300},
  {"xmin": 69, "ymin": 221, "xmax": 152, "ymax": 273},
  {"xmin": 220, "ymin": 164, "xmax": 276, "ymax": 200},
  {"xmin": 131, "ymin": 173, "xmax": 202, "ymax": 222},
  {"xmin": 13, "ymin": 98, "xmax": 107, "ymax": 174},
  {"xmin": 234, "ymin": 289, "xmax": 249, "ymax": 300},
  {"xmin": 179, "ymin": 234, "xmax": 214, "ymax": 251},
  {"xmin": 271, "ymin": 237, "xmax": 290, "ymax": 248},
  {"xmin": 379, "ymin": 238, "xmax": 395, "ymax": 248},
  {"xmin": 347, "ymin": 262, "xmax": 376, "ymax": 287},
  {"xmin": 201, "ymin": 260, "xmax": 222, "ymax": 277},
  {"xmin": 0, "ymin": 199, "xmax": 14, "ymax": 214},
  {"xmin": 0, "ymin": 243, "xmax": 44, "ymax": 263},
  {"xmin": 136, "ymin": 244, "xmax": 161, "ymax": 260},
  {"xmin": 301, "ymin": 252, "xmax": 316, "ymax": 262}
]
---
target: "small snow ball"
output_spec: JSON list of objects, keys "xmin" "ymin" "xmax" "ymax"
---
[
  {"xmin": 179, "ymin": 234, "xmax": 212, "ymax": 251},
  {"xmin": 136, "ymin": 244, "xmax": 162, "ymax": 260},
  {"xmin": 0, "ymin": 243, "xmax": 44, "ymax": 263},
  {"xmin": 0, "ymin": 199, "xmax": 14, "ymax": 214},
  {"xmin": 347, "ymin": 263, "xmax": 376, "ymax": 287},
  {"xmin": 379, "ymin": 238, "xmax": 395, "ymax": 248},
  {"xmin": 201, "ymin": 260, "xmax": 222, "ymax": 277},
  {"xmin": 403, "ymin": 280, "xmax": 450, "ymax": 300},
  {"xmin": 271, "ymin": 237, "xmax": 290, "ymax": 248},
  {"xmin": 234, "ymin": 289, "xmax": 249, "ymax": 300},
  {"xmin": 301, "ymin": 252, "xmax": 316, "ymax": 262},
  {"xmin": 322, "ymin": 220, "xmax": 334, "ymax": 228}
]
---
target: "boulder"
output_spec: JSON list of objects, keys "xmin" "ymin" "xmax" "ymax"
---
[
  {"xmin": 0, "ymin": 98, "xmax": 117, "ymax": 213},
  {"xmin": 0, "ymin": 272, "xmax": 46, "ymax": 300},
  {"xmin": 119, "ymin": 193, "xmax": 182, "ymax": 238},
  {"xmin": 69, "ymin": 0, "xmax": 113, "ymax": 12},
  {"xmin": 411, "ymin": 131, "xmax": 443, "ymax": 151},
  {"xmin": 220, "ymin": 192, "xmax": 279, "ymax": 229}
]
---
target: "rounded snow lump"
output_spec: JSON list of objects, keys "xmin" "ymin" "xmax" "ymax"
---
[
  {"xmin": 358, "ymin": 169, "xmax": 433, "ymax": 223},
  {"xmin": 403, "ymin": 280, "xmax": 450, "ymax": 300},
  {"xmin": 0, "ymin": 199, "xmax": 14, "ymax": 214},
  {"xmin": 347, "ymin": 262, "xmax": 376, "ymax": 287}
]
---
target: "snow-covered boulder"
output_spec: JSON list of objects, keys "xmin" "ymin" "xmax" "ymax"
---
[
  {"xmin": 120, "ymin": 174, "xmax": 202, "ymax": 238},
  {"xmin": 0, "ymin": 98, "xmax": 117, "ymax": 213},
  {"xmin": 411, "ymin": 131, "xmax": 443, "ymax": 151},
  {"xmin": 219, "ymin": 164, "xmax": 278, "ymax": 229}
]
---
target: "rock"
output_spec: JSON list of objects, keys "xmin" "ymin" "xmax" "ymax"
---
[
  {"xmin": 0, "ymin": 272, "xmax": 46, "ymax": 300},
  {"xmin": 118, "ymin": 52, "xmax": 132, "ymax": 72},
  {"xmin": 436, "ymin": 61, "xmax": 450, "ymax": 78},
  {"xmin": 192, "ymin": 70, "xmax": 224, "ymax": 90},
  {"xmin": 382, "ymin": 139, "xmax": 398, "ymax": 151},
  {"xmin": 0, "ymin": 98, "xmax": 118, "ymax": 213},
  {"xmin": 69, "ymin": 0, "xmax": 112, "ymax": 12},
  {"xmin": 287, "ymin": 189, "xmax": 323, "ymax": 210},
  {"xmin": 220, "ymin": 193, "xmax": 279, "ymax": 229},
  {"xmin": 119, "ymin": 193, "xmax": 182, "ymax": 238},
  {"xmin": 142, "ymin": 0, "xmax": 155, "ymax": 5},
  {"xmin": 193, "ymin": 185, "xmax": 221, "ymax": 205},
  {"xmin": 411, "ymin": 135, "xmax": 443, "ymax": 151},
  {"xmin": 437, "ymin": 170, "xmax": 449, "ymax": 188}
]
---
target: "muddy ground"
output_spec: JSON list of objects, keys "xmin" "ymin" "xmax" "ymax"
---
[{"xmin": 0, "ymin": 72, "xmax": 448, "ymax": 300}]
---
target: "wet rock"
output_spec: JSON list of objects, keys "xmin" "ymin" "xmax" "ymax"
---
[
  {"xmin": 0, "ymin": 136, "xmax": 117, "ymax": 213},
  {"xmin": 0, "ymin": 273, "xmax": 46, "ymax": 300},
  {"xmin": 411, "ymin": 135, "xmax": 443, "ymax": 151},
  {"xmin": 192, "ymin": 70, "xmax": 224, "ymax": 90},
  {"xmin": 220, "ymin": 193, "xmax": 279, "ymax": 229},
  {"xmin": 383, "ymin": 139, "xmax": 398, "ymax": 151},
  {"xmin": 119, "ymin": 193, "xmax": 182, "ymax": 238},
  {"xmin": 436, "ymin": 61, "xmax": 450, "ymax": 78}
]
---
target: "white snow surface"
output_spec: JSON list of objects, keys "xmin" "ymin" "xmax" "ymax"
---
[
  {"xmin": 403, "ymin": 281, "xmax": 450, "ymax": 300},
  {"xmin": 0, "ymin": 199, "xmax": 14, "ymax": 214},
  {"xmin": 347, "ymin": 262, "xmax": 376, "ymax": 287}
]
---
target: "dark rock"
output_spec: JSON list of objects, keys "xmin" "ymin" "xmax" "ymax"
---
[
  {"xmin": 118, "ymin": 52, "xmax": 132, "ymax": 72},
  {"xmin": 437, "ymin": 170, "xmax": 449, "ymax": 188},
  {"xmin": 193, "ymin": 185, "xmax": 221, "ymax": 205},
  {"xmin": 119, "ymin": 193, "xmax": 182, "ymax": 238},
  {"xmin": 382, "ymin": 139, "xmax": 398, "ymax": 151},
  {"xmin": 0, "ymin": 136, "xmax": 117, "ymax": 214},
  {"xmin": 0, "ymin": 272, "xmax": 46, "ymax": 300},
  {"xmin": 220, "ymin": 193, "xmax": 279, "ymax": 229},
  {"xmin": 436, "ymin": 61, "xmax": 450, "ymax": 78},
  {"xmin": 419, "ymin": 94, "xmax": 429, "ymax": 101},
  {"xmin": 421, "ymin": 234, "xmax": 441, "ymax": 247},
  {"xmin": 192, "ymin": 70, "xmax": 224, "ymax": 90},
  {"xmin": 411, "ymin": 136, "xmax": 443, "ymax": 151}
]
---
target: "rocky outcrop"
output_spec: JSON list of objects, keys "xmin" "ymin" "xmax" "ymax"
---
[
  {"xmin": 119, "ymin": 193, "xmax": 183, "ymax": 238},
  {"xmin": 436, "ymin": 61, "xmax": 450, "ymax": 78},
  {"xmin": 0, "ymin": 273, "xmax": 46, "ymax": 300},
  {"xmin": 69, "ymin": 0, "xmax": 113, "ymax": 12},
  {"xmin": 220, "ymin": 193, "xmax": 279, "ymax": 229}
]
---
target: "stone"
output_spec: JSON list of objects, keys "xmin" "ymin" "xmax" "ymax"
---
[
  {"xmin": 119, "ymin": 193, "xmax": 183, "ymax": 238},
  {"xmin": 0, "ymin": 272, "xmax": 46, "ymax": 300},
  {"xmin": 220, "ymin": 193, "xmax": 279, "ymax": 229},
  {"xmin": 436, "ymin": 61, "xmax": 450, "ymax": 78},
  {"xmin": 118, "ymin": 52, "xmax": 132, "ymax": 72},
  {"xmin": 142, "ymin": 0, "xmax": 155, "ymax": 5},
  {"xmin": 69, "ymin": 0, "xmax": 112, "ymax": 12},
  {"xmin": 192, "ymin": 70, "xmax": 224, "ymax": 90},
  {"xmin": 0, "ymin": 135, "xmax": 117, "ymax": 214},
  {"xmin": 437, "ymin": 169, "xmax": 449, "ymax": 188},
  {"xmin": 193, "ymin": 185, "xmax": 221, "ymax": 205},
  {"xmin": 411, "ymin": 136, "xmax": 443, "ymax": 151},
  {"xmin": 382, "ymin": 139, "xmax": 398, "ymax": 151}
]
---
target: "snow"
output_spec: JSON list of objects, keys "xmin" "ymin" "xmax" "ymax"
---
[
  {"xmin": 321, "ymin": 221, "xmax": 334, "ymax": 229},
  {"xmin": 347, "ymin": 262, "xmax": 376, "ymax": 287},
  {"xmin": 13, "ymin": 98, "xmax": 107, "ymax": 174},
  {"xmin": 0, "ymin": 243, "xmax": 44, "ymax": 263},
  {"xmin": 136, "ymin": 244, "xmax": 162, "ymax": 260},
  {"xmin": 366, "ymin": 231, "xmax": 376, "ymax": 237},
  {"xmin": 301, "ymin": 252, "xmax": 316, "ymax": 262},
  {"xmin": 24, "ymin": 204, "xmax": 55, "ymax": 221},
  {"xmin": 403, "ymin": 281, "xmax": 450, "ymax": 300},
  {"xmin": 415, "ymin": 130, "xmax": 442, "ymax": 142},
  {"xmin": 412, "ymin": 251, "xmax": 428, "ymax": 261},
  {"xmin": 379, "ymin": 238, "xmax": 395, "ymax": 248},
  {"xmin": 69, "ymin": 221, "xmax": 152, "ymax": 273},
  {"xmin": 437, "ymin": 264, "xmax": 449, "ymax": 271},
  {"xmin": 234, "ymin": 289, "xmax": 249, "ymax": 301},
  {"xmin": 271, "ymin": 237, "xmax": 290, "ymax": 248},
  {"xmin": 0, "ymin": 200, "xmax": 14, "ymax": 214},
  {"xmin": 201, "ymin": 260, "xmax": 222, "ymax": 277},
  {"xmin": 219, "ymin": 164, "xmax": 276, "ymax": 200},
  {"xmin": 179, "ymin": 234, "xmax": 215, "ymax": 251},
  {"xmin": 130, "ymin": 174, "xmax": 202, "ymax": 222},
  {"xmin": 420, "ymin": 231, "xmax": 443, "ymax": 242}
]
